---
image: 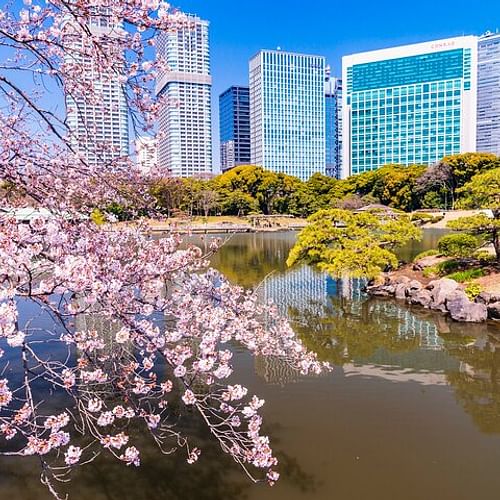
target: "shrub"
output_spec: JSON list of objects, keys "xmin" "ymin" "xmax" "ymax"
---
[
  {"xmin": 413, "ymin": 249, "xmax": 440, "ymax": 262},
  {"xmin": 438, "ymin": 234, "xmax": 480, "ymax": 258},
  {"xmin": 447, "ymin": 269, "xmax": 486, "ymax": 283},
  {"xmin": 423, "ymin": 266, "xmax": 439, "ymax": 278},
  {"xmin": 465, "ymin": 283, "xmax": 483, "ymax": 300},
  {"xmin": 436, "ymin": 259, "xmax": 462, "ymax": 275},
  {"xmin": 474, "ymin": 250, "xmax": 496, "ymax": 263}
]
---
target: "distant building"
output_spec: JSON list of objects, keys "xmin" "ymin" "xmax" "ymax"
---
[
  {"xmin": 342, "ymin": 36, "xmax": 478, "ymax": 178},
  {"xmin": 135, "ymin": 136, "xmax": 157, "ymax": 174},
  {"xmin": 325, "ymin": 71, "xmax": 343, "ymax": 178},
  {"xmin": 156, "ymin": 15, "xmax": 212, "ymax": 177},
  {"xmin": 219, "ymin": 86, "xmax": 251, "ymax": 172},
  {"xmin": 65, "ymin": 7, "xmax": 129, "ymax": 165},
  {"xmin": 477, "ymin": 32, "xmax": 500, "ymax": 156},
  {"xmin": 249, "ymin": 50, "xmax": 326, "ymax": 181}
]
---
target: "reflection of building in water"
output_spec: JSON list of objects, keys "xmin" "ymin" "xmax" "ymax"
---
[
  {"xmin": 257, "ymin": 265, "xmax": 329, "ymax": 318},
  {"xmin": 254, "ymin": 356, "xmax": 300, "ymax": 386},
  {"xmin": 370, "ymin": 302, "xmax": 443, "ymax": 351}
]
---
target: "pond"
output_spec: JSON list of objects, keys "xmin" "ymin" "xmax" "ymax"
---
[{"xmin": 2, "ymin": 229, "xmax": 500, "ymax": 500}]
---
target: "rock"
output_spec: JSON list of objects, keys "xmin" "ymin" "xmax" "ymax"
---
[
  {"xmin": 413, "ymin": 256, "xmax": 448, "ymax": 271},
  {"xmin": 409, "ymin": 289, "xmax": 433, "ymax": 308},
  {"xmin": 394, "ymin": 283, "xmax": 408, "ymax": 300},
  {"xmin": 408, "ymin": 280, "xmax": 422, "ymax": 291},
  {"xmin": 392, "ymin": 275, "xmax": 411, "ymax": 286},
  {"xmin": 476, "ymin": 292, "xmax": 492, "ymax": 305},
  {"xmin": 446, "ymin": 290, "xmax": 488, "ymax": 323},
  {"xmin": 488, "ymin": 302, "xmax": 500, "ymax": 320},
  {"xmin": 428, "ymin": 279, "xmax": 460, "ymax": 312},
  {"xmin": 367, "ymin": 285, "xmax": 395, "ymax": 297}
]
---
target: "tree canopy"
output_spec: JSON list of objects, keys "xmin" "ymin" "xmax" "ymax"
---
[{"xmin": 287, "ymin": 209, "xmax": 422, "ymax": 279}]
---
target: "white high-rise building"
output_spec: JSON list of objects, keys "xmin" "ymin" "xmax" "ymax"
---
[
  {"xmin": 65, "ymin": 8, "xmax": 129, "ymax": 165},
  {"xmin": 477, "ymin": 32, "xmax": 500, "ymax": 156},
  {"xmin": 135, "ymin": 136, "xmax": 157, "ymax": 174},
  {"xmin": 156, "ymin": 15, "xmax": 212, "ymax": 177},
  {"xmin": 249, "ymin": 50, "xmax": 326, "ymax": 181},
  {"xmin": 342, "ymin": 36, "xmax": 478, "ymax": 178}
]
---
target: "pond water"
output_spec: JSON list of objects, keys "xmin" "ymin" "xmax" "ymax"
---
[{"xmin": 2, "ymin": 229, "xmax": 500, "ymax": 500}]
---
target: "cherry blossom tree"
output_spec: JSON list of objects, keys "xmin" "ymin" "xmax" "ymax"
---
[{"xmin": 0, "ymin": 1, "xmax": 329, "ymax": 498}]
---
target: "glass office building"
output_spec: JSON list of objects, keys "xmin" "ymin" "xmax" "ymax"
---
[
  {"xmin": 249, "ymin": 50, "xmax": 326, "ymax": 181},
  {"xmin": 477, "ymin": 32, "xmax": 500, "ymax": 156},
  {"xmin": 325, "ymin": 73, "xmax": 343, "ymax": 179},
  {"xmin": 219, "ymin": 86, "xmax": 251, "ymax": 171},
  {"xmin": 156, "ymin": 15, "xmax": 212, "ymax": 177},
  {"xmin": 342, "ymin": 37, "xmax": 478, "ymax": 178}
]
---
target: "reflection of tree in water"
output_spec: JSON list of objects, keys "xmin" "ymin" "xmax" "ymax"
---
[
  {"xmin": 209, "ymin": 233, "xmax": 295, "ymax": 288},
  {"xmin": 443, "ymin": 333, "xmax": 500, "ymax": 434},
  {"xmin": 289, "ymin": 296, "xmax": 421, "ymax": 366}
]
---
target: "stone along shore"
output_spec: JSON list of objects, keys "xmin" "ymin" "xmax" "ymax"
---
[{"xmin": 366, "ymin": 276, "xmax": 500, "ymax": 323}]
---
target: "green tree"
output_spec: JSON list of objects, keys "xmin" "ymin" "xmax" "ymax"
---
[
  {"xmin": 448, "ymin": 214, "xmax": 500, "ymax": 261},
  {"xmin": 438, "ymin": 234, "xmax": 481, "ymax": 258},
  {"xmin": 287, "ymin": 209, "xmax": 422, "ymax": 278},
  {"xmin": 448, "ymin": 168, "xmax": 500, "ymax": 260}
]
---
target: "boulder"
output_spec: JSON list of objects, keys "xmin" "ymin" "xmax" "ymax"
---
[
  {"xmin": 408, "ymin": 280, "xmax": 422, "ymax": 292},
  {"xmin": 392, "ymin": 275, "xmax": 411, "ymax": 286},
  {"xmin": 446, "ymin": 290, "xmax": 488, "ymax": 323},
  {"xmin": 394, "ymin": 283, "xmax": 408, "ymax": 300},
  {"xmin": 367, "ymin": 285, "xmax": 395, "ymax": 297},
  {"xmin": 409, "ymin": 289, "xmax": 433, "ymax": 308},
  {"xmin": 488, "ymin": 302, "xmax": 500, "ymax": 320},
  {"xmin": 428, "ymin": 279, "xmax": 460, "ymax": 312},
  {"xmin": 475, "ymin": 292, "xmax": 492, "ymax": 305}
]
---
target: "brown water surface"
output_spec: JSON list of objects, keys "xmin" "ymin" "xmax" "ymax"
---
[{"xmin": 2, "ymin": 230, "xmax": 500, "ymax": 500}]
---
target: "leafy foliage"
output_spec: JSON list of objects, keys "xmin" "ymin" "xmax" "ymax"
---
[
  {"xmin": 438, "ymin": 234, "xmax": 481, "ymax": 258},
  {"xmin": 287, "ymin": 209, "xmax": 421, "ymax": 279},
  {"xmin": 448, "ymin": 269, "xmax": 486, "ymax": 283}
]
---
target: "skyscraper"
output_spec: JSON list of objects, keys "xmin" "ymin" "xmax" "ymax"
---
[
  {"xmin": 477, "ymin": 32, "xmax": 500, "ymax": 156},
  {"xmin": 325, "ymin": 71, "xmax": 343, "ymax": 179},
  {"xmin": 156, "ymin": 15, "xmax": 212, "ymax": 177},
  {"xmin": 249, "ymin": 50, "xmax": 326, "ymax": 181},
  {"xmin": 65, "ymin": 8, "xmax": 129, "ymax": 165},
  {"xmin": 135, "ymin": 136, "xmax": 157, "ymax": 174},
  {"xmin": 342, "ymin": 36, "xmax": 478, "ymax": 178},
  {"xmin": 219, "ymin": 86, "xmax": 251, "ymax": 172}
]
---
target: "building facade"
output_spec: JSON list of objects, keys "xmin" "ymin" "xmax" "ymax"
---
[
  {"xmin": 156, "ymin": 15, "xmax": 212, "ymax": 177},
  {"xmin": 477, "ymin": 32, "xmax": 500, "ymax": 156},
  {"xmin": 65, "ymin": 8, "xmax": 129, "ymax": 166},
  {"xmin": 342, "ymin": 36, "xmax": 478, "ymax": 178},
  {"xmin": 325, "ymin": 72, "xmax": 343, "ymax": 179},
  {"xmin": 249, "ymin": 50, "xmax": 326, "ymax": 181},
  {"xmin": 219, "ymin": 86, "xmax": 251, "ymax": 171},
  {"xmin": 135, "ymin": 136, "xmax": 157, "ymax": 174}
]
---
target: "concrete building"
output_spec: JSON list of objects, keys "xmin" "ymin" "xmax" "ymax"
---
[
  {"xmin": 477, "ymin": 31, "xmax": 500, "ymax": 156},
  {"xmin": 65, "ymin": 7, "xmax": 129, "ymax": 165},
  {"xmin": 249, "ymin": 50, "xmax": 326, "ymax": 181},
  {"xmin": 156, "ymin": 15, "xmax": 212, "ymax": 177},
  {"xmin": 135, "ymin": 136, "xmax": 157, "ymax": 174},
  {"xmin": 342, "ymin": 36, "xmax": 478, "ymax": 178}
]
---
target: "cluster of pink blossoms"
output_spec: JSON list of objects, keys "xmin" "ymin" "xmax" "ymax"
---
[{"xmin": 0, "ymin": 0, "xmax": 331, "ymax": 498}]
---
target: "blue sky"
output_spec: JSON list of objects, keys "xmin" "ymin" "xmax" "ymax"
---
[{"xmin": 176, "ymin": 0, "xmax": 499, "ymax": 169}]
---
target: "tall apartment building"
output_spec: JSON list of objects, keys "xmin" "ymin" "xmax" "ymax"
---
[
  {"xmin": 156, "ymin": 15, "xmax": 212, "ymax": 177},
  {"xmin": 325, "ymin": 71, "xmax": 343, "ymax": 179},
  {"xmin": 65, "ymin": 8, "xmax": 129, "ymax": 165},
  {"xmin": 219, "ymin": 86, "xmax": 251, "ymax": 172},
  {"xmin": 249, "ymin": 50, "xmax": 326, "ymax": 181},
  {"xmin": 342, "ymin": 36, "xmax": 478, "ymax": 178},
  {"xmin": 135, "ymin": 136, "xmax": 157, "ymax": 174},
  {"xmin": 477, "ymin": 32, "xmax": 500, "ymax": 156}
]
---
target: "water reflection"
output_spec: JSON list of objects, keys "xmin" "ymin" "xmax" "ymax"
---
[{"xmin": 4, "ymin": 230, "xmax": 500, "ymax": 500}]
